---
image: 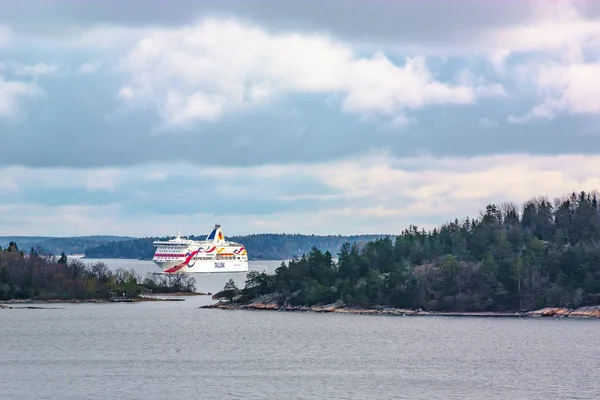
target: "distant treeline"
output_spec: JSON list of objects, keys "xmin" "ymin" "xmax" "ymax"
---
[
  {"xmin": 0, "ymin": 243, "xmax": 195, "ymax": 301},
  {"xmin": 0, "ymin": 235, "xmax": 133, "ymax": 257},
  {"xmin": 222, "ymin": 191, "xmax": 600, "ymax": 312},
  {"xmin": 83, "ymin": 234, "xmax": 392, "ymax": 260}
]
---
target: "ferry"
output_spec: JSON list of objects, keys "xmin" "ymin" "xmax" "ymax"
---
[{"xmin": 152, "ymin": 224, "xmax": 248, "ymax": 274}]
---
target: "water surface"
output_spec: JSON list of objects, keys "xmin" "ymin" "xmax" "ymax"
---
[{"xmin": 2, "ymin": 259, "xmax": 599, "ymax": 399}]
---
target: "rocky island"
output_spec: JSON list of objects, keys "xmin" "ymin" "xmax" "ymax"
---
[{"xmin": 203, "ymin": 191, "xmax": 600, "ymax": 320}]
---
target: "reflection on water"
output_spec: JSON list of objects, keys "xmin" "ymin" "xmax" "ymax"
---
[{"xmin": 74, "ymin": 257, "xmax": 285, "ymax": 295}]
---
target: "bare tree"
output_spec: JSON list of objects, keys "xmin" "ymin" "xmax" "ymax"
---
[
  {"xmin": 67, "ymin": 259, "xmax": 87, "ymax": 280},
  {"xmin": 90, "ymin": 262, "xmax": 111, "ymax": 283}
]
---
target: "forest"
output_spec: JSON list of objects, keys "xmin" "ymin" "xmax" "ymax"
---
[
  {"xmin": 0, "ymin": 243, "xmax": 196, "ymax": 301},
  {"xmin": 224, "ymin": 191, "xmax": 600, "ymax": 312},
  {"xmin": 0, "ymin": 235, "xmax": 133, "ymax": 256},
  {"xmin": 84, "ymin": 233, "xmax": 389, "ymax": 260}
]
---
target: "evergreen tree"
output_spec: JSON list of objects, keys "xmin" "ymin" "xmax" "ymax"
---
[{"xmin": 222, "ymin": 190, "xmax": 600, "ymax": 312}]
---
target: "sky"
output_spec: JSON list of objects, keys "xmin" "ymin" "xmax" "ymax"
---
[{"xmin": 1, "ymin": 0, "xmax": 600, "ymax": 237}]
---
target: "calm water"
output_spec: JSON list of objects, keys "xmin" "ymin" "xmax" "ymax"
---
[{"xmin": 1, "ymin": 259, "xmax": 599, "ymax": 399}]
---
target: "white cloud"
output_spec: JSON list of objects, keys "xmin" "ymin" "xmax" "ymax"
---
[
  {"xmin": 76, "ymin": 61, "xmax": 101, "ymax": 74},
  {"xmin": 0, "ymin": 75, "xmax": 42, "ymax": 119},
  {"xmin": 456, "ymin": 69, "xmax": 506, "ymax": 98},
  {"xmin": 83, "ymin": 169, "xmax": 123, "ymax": 191},
  {"xmin": 0, "ymin": 166, "xmax": 124, "ymax": 192},
  {"xmin": 484, "ymin": 1, "xmax": 600, "ymax": 122},
  {"xmin": 478, "ymin": 117, "xmax": 498, "ymax": 129},
  {"xmin": 163, "ymin": 91, "xmax": 224, "ymax": 127},
  {"xmin": 0, "ymin": 25, "xmax": 11, "ymax": 47},
  {"xmin": 0, "ymin": 173, "xmax": 19, "ymax": 192},
  {"xmin": 117, "ymin": 17, "xmax": 502, "ymax": 128},
  {"xmin": 117, "ymin": 86, "xmax": 135, "ymax": 101},
  {"xmin": 508, "ymin": 61, "xmax": 600, "ymax": 123},
  {"xmin": 484, "ymin": 1, "xmax": 600, "ymax": 59},
  {"xmin": 2, "ymin": 153, "xmax": 600, "ymax": 236},
  {"xmin": 10, "ymin": 62, "xmax": 58, "ymax": 76},
  {"xmin": 389, "ymin": 115, "xmax": 413, "ymax": 128},
  {"xmin": 0, "ymin": 203, "xmax": 356, "ymax": 237},
  {"xmin": 0, "ymin": 204, "xmax": 123, "ymax": 236}
]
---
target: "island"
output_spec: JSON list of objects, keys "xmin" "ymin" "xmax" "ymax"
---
[
  {"xmin": 204, "ymin": 191, "xmax": 600, "ymax": 319},
  {"xmin": 0, "ymin": 244, "xmax": 199, "ymax": 303}
]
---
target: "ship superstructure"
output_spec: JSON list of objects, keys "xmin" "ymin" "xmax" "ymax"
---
[{"xmin": 152, "ymin": 225, "xmax": 248, "ymax": 274}]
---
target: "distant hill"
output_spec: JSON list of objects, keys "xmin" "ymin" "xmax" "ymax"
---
[
  {"xmin": 0, "ymin": 235, "xmax": 134, "ymax": 256},
  {"xmin": 84, "ymin": 233, "xmax": 394, "ymax": 261}
]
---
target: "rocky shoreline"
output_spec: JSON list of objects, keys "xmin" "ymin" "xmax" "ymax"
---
[
  {"xmin": 1, "ymin": 304, "xmax": 65, "ymax": 310},
  {"xmin": 201, "ymin": 301, "xmax": 600, "ymax": 319},
  {"xmin": 0, "ymin": 298, "xmax": 180, "ymax": 305},
  {"xmin": 153, "ymin": 291, "xmax": 211, "ymax": 296},
  {"xmin": 2, "ymin": 299, "xmax": 113, "ymax": 304}
]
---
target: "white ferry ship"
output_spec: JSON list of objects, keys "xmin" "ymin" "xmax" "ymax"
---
[{"xmin": 152, "ymin": 224, "xmax": 248, "ymax": 274}]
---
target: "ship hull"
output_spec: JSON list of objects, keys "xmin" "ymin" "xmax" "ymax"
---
[{"xmin": 154, "ymin": 259, "xmax": 249, "ymax": 274}]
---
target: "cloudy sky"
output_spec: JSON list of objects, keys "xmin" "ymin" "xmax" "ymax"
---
[{"xmin": 1, "ymin": 0, "xmax": 600, "ymax": 237}]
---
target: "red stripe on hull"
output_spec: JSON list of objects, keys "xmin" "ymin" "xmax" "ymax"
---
[{"xmin": 164, "ymin": 263, "xmax": 186, "ymax": 273}]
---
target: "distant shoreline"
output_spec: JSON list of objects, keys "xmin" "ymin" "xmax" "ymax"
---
[{"xmin": 201, "ymin": 302, "xmax": 600, "ymax": 319}]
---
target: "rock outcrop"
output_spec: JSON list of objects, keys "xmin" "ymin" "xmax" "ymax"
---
[
  {"xmin": 202, "ymin": 301, "xmax": 600, "ymax": 319},
  {"xmin": 201, "ymin": 301, "xmax": 423, "ymax": 316},
  {"xmin": 569, "ymin": 306, "xmax": 600, "ymax": 318},
  {"xmin": 528, "ymin": 306, "xmax": 600, "ymax": 318}
]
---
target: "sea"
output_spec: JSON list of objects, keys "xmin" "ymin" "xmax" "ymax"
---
[{"xmin": 1, "ymin": 258, "xmax": 599, "ymax": 400}]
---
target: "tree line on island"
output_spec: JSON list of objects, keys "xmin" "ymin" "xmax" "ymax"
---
[
  {"xmin": 0, "ymin": 244, "xmax": 196, "ymax": 301},
  {"xmin": 220, "ymin": 191, "xmax": 600, "ymax": 312},
  {"xmin": 83, "ymin": 233, "xmax": 390, "ymax": 260},
  {"xmin": 0, "ymin": 235, "xmax": 133, "ymax": 257}
]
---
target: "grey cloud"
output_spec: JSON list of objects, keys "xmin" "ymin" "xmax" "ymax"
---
[{"xmin": 0, "ymin": 0, "xmax": 575, "ymax": 47}]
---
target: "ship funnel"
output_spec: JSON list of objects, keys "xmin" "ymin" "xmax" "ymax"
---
[{"xmin": 206, "ymin": 224, "xmax": 225, "ymax": 243}]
